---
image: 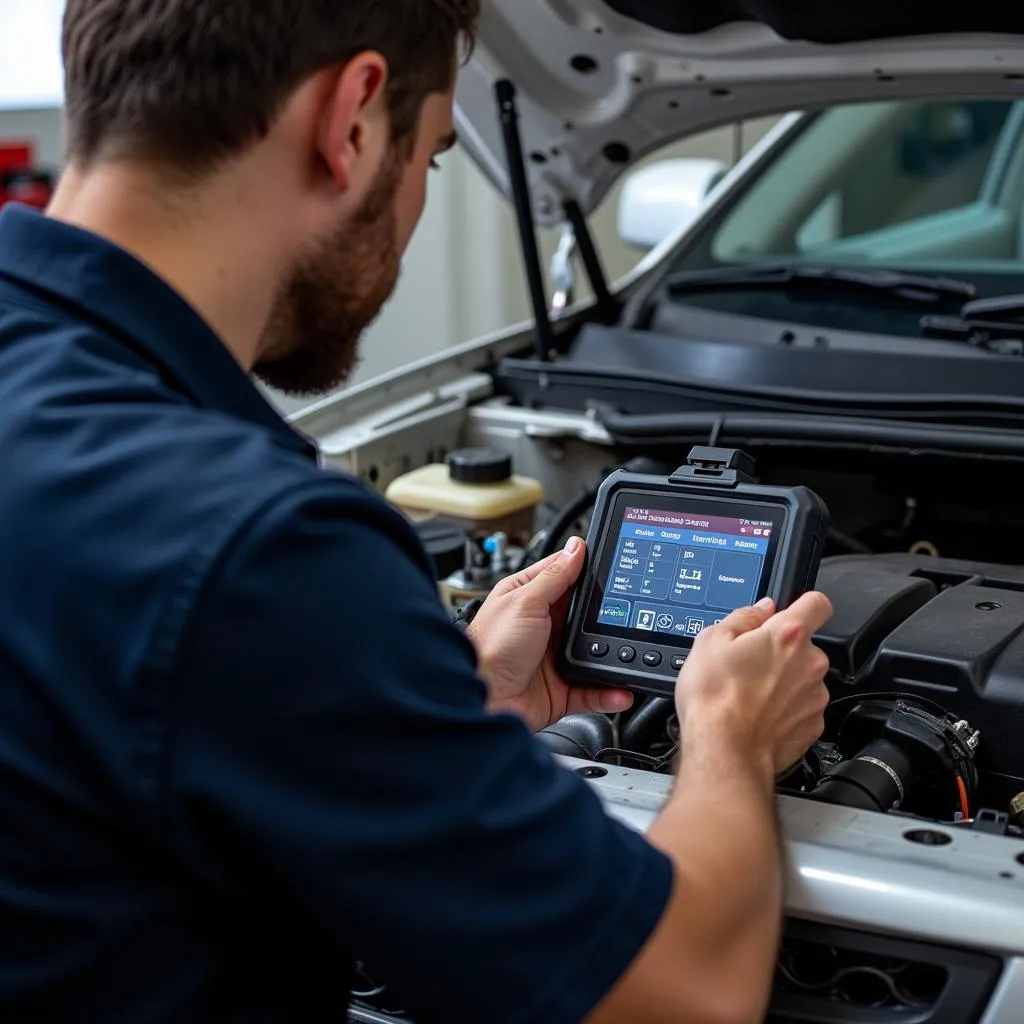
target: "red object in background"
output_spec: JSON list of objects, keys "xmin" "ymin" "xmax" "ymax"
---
[
  {"xmin": 0, "ymin": 142, "xmax": 32, "ymax": 173},
  {"xmin": 0, "ymin": 140, "xmax": 54, "ymax": 211}
]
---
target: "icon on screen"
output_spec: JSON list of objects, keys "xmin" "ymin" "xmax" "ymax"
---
[
  {"xmin": 678, "ymin": 567, "xmax": 703, "ymax": 582},
  {"xmin": 753, "ymin": 529, "xmax": 762, "ymax": 536},
  {"xmin": 636, "ymin": 609, "xmax": 656, "ymax": 630},
  {"xmin": 656, "ymin": 613, "xmax": 674, "ymax": 630},
  {"xmin": 686, "ymin": 617, "xmax": 705, "ymax": 636},
  {"xmin": 598, "ymin": 599, "xmax": 630, "ymax": 623}
]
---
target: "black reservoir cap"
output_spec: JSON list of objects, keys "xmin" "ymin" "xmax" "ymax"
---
[
  {"xmin": 447, "ymin": 447, "xmax": 512, "ymax": 485},
  {"xmin": 414, "ymin": 521, "xmax": 469, "ymax": 580}
]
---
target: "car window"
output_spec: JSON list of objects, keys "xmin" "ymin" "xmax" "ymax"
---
[{"xmin": 707, "ymin": 99, "xmax": 1024, "ymax": 270}]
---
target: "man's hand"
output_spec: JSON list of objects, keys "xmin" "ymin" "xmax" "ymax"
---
[
  {"xmin": 677, "ymin": 592, "xmax": 834, "ymax": 775},
  {"xmin": 466, "ymin": 537, "xmax": 634, "ymax": 733}
]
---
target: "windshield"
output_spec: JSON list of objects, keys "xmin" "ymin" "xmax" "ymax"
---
[{"xmin": 666, "ymin": 99, "xmax": 1024, "ymax": 336}]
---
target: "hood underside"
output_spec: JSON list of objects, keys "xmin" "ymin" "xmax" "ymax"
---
[{"xmin": 455, "ymin": 0, "xmax": 1024, "ymax": 226}]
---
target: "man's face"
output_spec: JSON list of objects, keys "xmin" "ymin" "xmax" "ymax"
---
[{"xmin": 254, "ymin": 90, "xmax": 457, "ymax": 397}]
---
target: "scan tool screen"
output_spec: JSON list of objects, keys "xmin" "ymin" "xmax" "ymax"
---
[{"xmin": 584, "ymin": 497, "xmax": 784, "ymax": 648}]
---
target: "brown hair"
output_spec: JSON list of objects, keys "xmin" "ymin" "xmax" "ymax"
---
[{"xmin": 61, "ymin": 0, "xmax": 479, "ymax": 175}]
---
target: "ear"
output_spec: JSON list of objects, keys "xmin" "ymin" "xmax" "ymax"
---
[{"xmin": 317, "ymin": 51, "xmax": 389, "ymax": 194}]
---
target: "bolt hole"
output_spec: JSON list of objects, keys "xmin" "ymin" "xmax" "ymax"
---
[
  {"xmin": 577, "ymin": 766, "xmax": 608, "ymax": 779},
  {"xmin": 570, "ymin": 54, "xmax": 599, "ymax": 74},
  {"xmin": 668, "ymin": 99, "xmax": 680, "ymax": 109},
  {"xmin": 1000, "ymin": 871, "xmax": 1015, "ymax": 879},
  {"xmin": 593, "ymin": 24, "xmax": 604, "ymax": 33},
  {"xmin": 1005, "ymin": 73, "xmax": 1024, "ymax": 81},
  {"xmin": 976, "ymin": 601, "xmax": 1002, "ymax": 611},
  {"xmin": 529, "ymin": 151, "xmax": 548, "ymax": 165},
  {"xmin": 904, "ymin": 829, "xmax": 952, "ymax": 846},
  {"xmin": 631, "ymin": 74, "xmax": 642, "ymax": 84},
  {"xmin": 1017, "ymin": 852, "xmax": 1024, "ymax": 866},
  {"xmin": 603, "ymin": 141, "xmax": 631, "ymax": 164},
  {"xmin": 694, "ymin": 73, "xmax": 706, "ymax": 82},
  {"xmin": 779, "ymin": 330, "xmax": 797, "ymax": 345},
  {"xmin": 710, "ymin": 86, "xmax": 733, "ymax": 98},
  {"xmin": 564, "ymin": 121, "xmax": 575, "ymax": 131},
  {"xmin": 367, "ymin": 465, "xmax": 380, "ymax": 485}
]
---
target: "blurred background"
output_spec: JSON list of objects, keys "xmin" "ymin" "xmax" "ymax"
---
[{"xmin": 1, "ymin": 2, "xmax": 777, "ymax": 413}]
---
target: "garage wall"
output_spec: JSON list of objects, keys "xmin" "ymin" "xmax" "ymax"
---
[
  {"xmin": 0, "ymin": 107, "xmax": 63, "ymax": 166},
  {"xmin": 0, "ymin": 102, "xmax": 777, "ymax": 414}
]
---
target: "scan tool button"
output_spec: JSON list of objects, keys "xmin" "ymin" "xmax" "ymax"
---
[
  {"xmin": 589, "ymin": 641, "xmax": 609, "ymax": 658},
  {"xmin": 642, "ymin": 651, "xmax": 662, "ymax": 668},
  {"xmin": 617, "ymin": 645, "xmax": 637, "ymax": 664}
]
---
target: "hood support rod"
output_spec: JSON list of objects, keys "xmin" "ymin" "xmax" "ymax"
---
[
  {"xmin": 564, "ymin": 199, "xmax": 617, "ymax": 325},
  {"xmin": 495, "ymin": 79, "xmax": 553, "ymax": 361}
]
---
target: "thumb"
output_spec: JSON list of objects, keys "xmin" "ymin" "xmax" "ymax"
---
[
  {"xmin": 715, "ymin": 597, "xmax": 775, "ymax": 639},
  {"xmin": 520, "ymin": 536, "xmax": 586, "ymax": 609}
]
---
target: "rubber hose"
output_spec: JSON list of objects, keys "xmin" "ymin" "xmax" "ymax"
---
[
  {"xmin": 539, "ymin": 489, "xmax": 597, "ymax": 558},
  {"xmin": 537, "ymin": 714, "xmax": 615, "ymax": 761},
  {"xmin": 620, "ymin": 697, "xmax": 674, "ymax": 752}
]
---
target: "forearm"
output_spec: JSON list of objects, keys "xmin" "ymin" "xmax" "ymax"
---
[
  {"xmin": 643, "ymin": 736, "xmax": 782, "ymax": 1020},
  {"xmin": 652, "ymin": 734, "xmax": 780, "ymax": 943}
]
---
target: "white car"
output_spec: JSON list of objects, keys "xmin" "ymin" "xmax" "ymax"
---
[{"xmin": 297, "ymin": 3, "xmax": 1024, "ymax": 1021}]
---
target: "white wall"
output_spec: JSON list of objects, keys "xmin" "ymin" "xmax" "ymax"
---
[{"xmin": 0, "ymin": 0, "xmax": 64, "ymax": 110}]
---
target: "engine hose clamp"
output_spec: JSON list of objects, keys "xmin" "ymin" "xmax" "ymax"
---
[{"xmin": 859, "ymin": 755, "xmax": 905, "ymax": 807}]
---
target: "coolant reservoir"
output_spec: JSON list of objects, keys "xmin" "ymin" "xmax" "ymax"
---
[{"xmin": 386, "ymin": 447, "xmax": 544, "ymax": 545}]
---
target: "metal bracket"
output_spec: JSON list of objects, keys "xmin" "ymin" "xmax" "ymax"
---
[{"xmin": 549, "ymin": 225, "xmax": 577, "ymax": 317}]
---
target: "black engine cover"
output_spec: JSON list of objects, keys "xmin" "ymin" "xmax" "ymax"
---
[{"xmin": 815, "ymin": 554, "xmax": 1024, "ymax": 808}]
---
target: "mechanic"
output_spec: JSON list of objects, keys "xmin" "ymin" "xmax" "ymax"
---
[{"xmin": 0, "ymin": 2, "xmax": 833, "ymax": 1022}]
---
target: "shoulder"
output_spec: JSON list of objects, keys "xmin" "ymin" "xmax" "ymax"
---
[{"xmin": 217, "ymin": 466, "xmax": 437, "ymax": 588}]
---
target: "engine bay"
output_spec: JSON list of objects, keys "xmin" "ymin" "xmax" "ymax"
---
[
  {"xmin": 542, "ymin": 551, "xmax": 1024, "ymax": 837},
  {"xmin": 385, "ymin": 434, "xmax": 1024, "ymax": 841}
]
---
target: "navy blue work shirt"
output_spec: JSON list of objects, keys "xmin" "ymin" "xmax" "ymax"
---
[{"xmin": 0, "ymin": 204, "xmax": 672, "ymax": 1023}]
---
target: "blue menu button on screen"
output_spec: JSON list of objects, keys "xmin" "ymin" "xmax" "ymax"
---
[{"xmin": 598, "ymin": 598, "xmax": 631, "ymax": 625}]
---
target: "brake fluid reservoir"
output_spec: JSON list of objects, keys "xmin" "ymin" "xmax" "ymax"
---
[{"xmin": 385, "ymin": 447, "xmax": 543, "ymax": 546}]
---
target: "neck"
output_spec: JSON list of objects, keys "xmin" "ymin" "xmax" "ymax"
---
[{"xmin": 46, "ymin": 161, "xmax": 287, "ymax": 371}]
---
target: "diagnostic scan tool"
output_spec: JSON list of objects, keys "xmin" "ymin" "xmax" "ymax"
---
[{"xmin": 560, "ymin": 447, "xmax": 830, "ymax": 698}]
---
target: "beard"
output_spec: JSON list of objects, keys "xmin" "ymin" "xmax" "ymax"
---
[{"xmin": 253, "ymin": 152, "xmax": 403, "ymax": 397}]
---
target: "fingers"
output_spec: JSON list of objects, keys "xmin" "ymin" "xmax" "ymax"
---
[
  {"xmin": 768, "ymin": 591, "xmax": 833, "ymax": 642},
  {"xmin": 808, "ymin": 645, "xmax": 831, "ymax": 683},
  {"xmin": 492, "ymin": 538, "xmax": 586, "ymax": 596},
  {"xmin": 565, "ymin": 686, "xmax": 634, "ymax": 717},
  {"xmin": 801, "ymin": 679, "xmax": 831, "ymax": 744},
  {"xmin": 712, "ymin": 597, "xmax": 776, "ymax": 639}
]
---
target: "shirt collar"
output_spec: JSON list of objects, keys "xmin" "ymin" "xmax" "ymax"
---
[{"xmin": 0, "ymin": 204, "xmax": 319, "ymax": 461}]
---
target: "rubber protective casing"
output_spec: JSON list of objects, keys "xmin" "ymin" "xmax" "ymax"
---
[{"xmin": 559, "ymin": 467, "xmax": 830, "ymax": 697}]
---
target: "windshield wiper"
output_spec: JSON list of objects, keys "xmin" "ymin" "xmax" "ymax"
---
[
  {"xmin": 921, "ymin": 294, "xmax": 1024, "ymax": 354},
  {"xmin": 664, "ymin": 263, "xmax": 978, "ymax": 307}
]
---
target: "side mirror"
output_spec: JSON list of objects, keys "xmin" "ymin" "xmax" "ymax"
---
[{"xmin": 617, "ymin": 158, "xmax": 727, "ymax": 251}]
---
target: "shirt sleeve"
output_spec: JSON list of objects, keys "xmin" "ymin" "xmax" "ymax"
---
[{"xmin": 166, "ymin": 477, "xmax": 672, "ymax": 1024}]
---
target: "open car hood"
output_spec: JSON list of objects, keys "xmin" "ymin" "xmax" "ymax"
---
[{"xmin": 455, "ymin": 0, "xmax": 1024, "ymax": 227}]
